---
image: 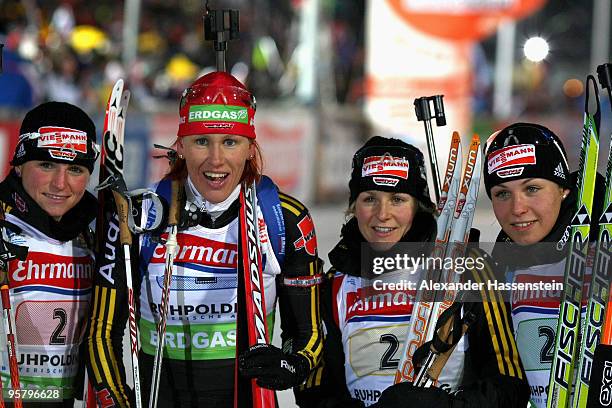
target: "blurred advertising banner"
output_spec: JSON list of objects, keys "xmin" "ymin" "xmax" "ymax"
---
[
  {"xmin": 255, "ymin": 105, "xmax": 316, "ymax": 203},
  {"xmin": 386, "ymin": 0, "xmax": 545, "ymax": 41},
  {"xmin": 365, "ymin": 0, "xmax": 546, "ymax": 195},
  {"xmin": 365, "ymin": 0, "xmax": 473, "ymax": 177},
  {"xmin": 0, "ymin": 120, "xmax": 20, "ymax": 177},
  {"xmin": 317, "ymin": 106, "xmax": 368, "ymax": 202},
  {"xmin": 149, "ymin": 114, "xmax": 176, "ymax": 184}
]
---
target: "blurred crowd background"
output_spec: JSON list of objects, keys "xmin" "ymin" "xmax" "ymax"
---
[
  {"xmin": 0, "ymin": 0, "xmax": 369, "ymax": 111},
  {"xmin": 0, "ymin": 0, "xmax": 610, "ymax": 204}
]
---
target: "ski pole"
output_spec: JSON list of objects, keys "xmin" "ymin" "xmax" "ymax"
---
[
  {"xmin": 97, "ymin": 174, "xmax": 143, "ymax": 408},
  {"xmin": 113, "ymin": 186, "xmax": 143, "ymax": 408},
  {"xmin": 414, "ymin": 95, "xmax": 446, "ymax": 204},
  {"xmin": 0, "ymin": 285, "xmax": 21, "ymax": 408},
  {"xmin": 149, "ymin": 179, "xmax": 182, "ymax": 408},
  {"xmin": 0, "ymin": 217, "xmax": 27, "ymax": 408},
  {"xmin": 413, "ymin": 300, "xmax": 476, "ymax": 388}
]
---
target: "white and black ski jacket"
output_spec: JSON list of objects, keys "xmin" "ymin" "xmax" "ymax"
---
[
  {"xmin": 0, "ymin": 170, "xmax": 96, "ymax": 406},
  {"xmin": 86, "ymin": 176, "xmax": 323, "ymax": 408}
]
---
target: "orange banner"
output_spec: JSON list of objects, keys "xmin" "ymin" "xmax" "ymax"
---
[{"xmin": 387, "ymin": 0, "xmax": 546, "ymax": 41}]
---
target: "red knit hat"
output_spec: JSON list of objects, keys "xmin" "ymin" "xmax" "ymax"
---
[{"xmin": 177, "ymin": 71, "xmax": 256, "ymax": 139}]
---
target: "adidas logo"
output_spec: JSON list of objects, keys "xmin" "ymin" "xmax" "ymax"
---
[
  {"xmin": 554, "ymin": 163, "xmax": 565, "ymax": 179},
  {"xmin": 15, "ymin": 144, "xmax": 25, "ymax": 158}
]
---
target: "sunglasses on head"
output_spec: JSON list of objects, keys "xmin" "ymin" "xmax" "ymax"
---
[{"xmin": 180, "ymin": 83, "xmax": 257, "ymax": 111}]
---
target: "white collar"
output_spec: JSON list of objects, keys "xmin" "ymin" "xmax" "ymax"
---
[{"xmin": 185, "ymin": 176, "xmax": 241, "ymax": 219}]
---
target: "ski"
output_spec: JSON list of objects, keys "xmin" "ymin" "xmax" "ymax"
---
[
  {"xmin": 430, "ymin": 134, "xmax": 482, "ymax": 328},
  {"xmin": 547, "ymin": 74, "xmax": 601, "ymax": 408},
  {"xmin": 585, "ymin": 62, "xmax": 612, "ymax": 408},
  {"xmin": 395, "ymin": 131, "xmax": 463, "ymax": 383},
  {"xmin": 92, "ymin": 80, "xmax": 138, "ymax": 408},
  {"xmin": 574, "ymin": 115, "xmax": 612, "ymax": 406},
  {"xmin": 234, "ymin": 182, "xmax": 277, "ymax": 408},
  {"xmin": 114, "ymin": 89, "xmax": 143, "ymax": 408},
  {"xmin": 96, "ymin": 78, "xmax": 125, "ymax": 256},
  {"xmin": 415, "ymin": 134, "xmax": 482, "ymax": 388}
]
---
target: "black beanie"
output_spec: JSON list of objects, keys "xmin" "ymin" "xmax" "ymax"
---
[
  {"xmin": 483, "ymin": 123, "xmax": 571, "ymax": 198},
  {"xmin": 11, "ymin": 101, "xmax": 99, "ymax": 173},
  {"xmin": 349, "ymin": 136, "xmax": 435, "ymax": 210}
]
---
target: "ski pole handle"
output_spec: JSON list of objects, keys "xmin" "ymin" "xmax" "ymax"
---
[
  {"xmin": 597, "ymin": 63, "xmax": 612, "ymax": 91},
  {"xmin": 168, "ymin": 180, "xmax": 182, "ymax": 227},
  {"xmin": 432, "ymin": 95, "xmax": 446, "ymax": 126},
  {"xmin": 597, "ymin": 63, "xmax": 612, "ymax": 105},
  {"xmin": 414, "ymin": 95, "xmax": 446, "ymax": 204},
  {"xmin": 111, "ymin": 191, "xmax": 132, "ymax": 246},
  {"xmin": 416, "ymin": 320, "xmax": 470, "ymax": 387}
]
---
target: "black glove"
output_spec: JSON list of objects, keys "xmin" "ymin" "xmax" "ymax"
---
[
  {"xmin": 239, "ymin": 343, "xmax": 311, "ymax": 390},
  {"xmin": 371, "ymin": 383, "xmax": 458, "ymax": 408}
]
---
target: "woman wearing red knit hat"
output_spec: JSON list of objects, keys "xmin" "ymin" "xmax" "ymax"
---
[{"xmin": 87, "ymin": 72, "xmax": 323, "ymax": 407}]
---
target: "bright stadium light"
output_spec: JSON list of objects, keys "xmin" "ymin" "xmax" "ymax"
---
[{"xmin": 523, "ymin": 36, "xmax": 549, "ymax": 62}]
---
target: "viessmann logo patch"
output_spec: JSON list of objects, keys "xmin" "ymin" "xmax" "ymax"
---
[
  {"xmin": 361, "ymin": 156, "xmax": 409, "ymax": 179},
  {"xmin": 37, "ymin": 126, "xmax": 89, "ymax": 161},
  {"xmin": 188, "ymin": 104, "xmax": 249, "ymax": 124},
  {"xmin": 487, "ymin": 144, "xmax": 536, "ymax": 174}
]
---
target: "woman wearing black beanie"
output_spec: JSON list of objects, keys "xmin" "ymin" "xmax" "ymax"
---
[
  {"xmin": 483, "ymin": 122, "xmax": 605, "ymax": 408},
  {"xmin": 0, "ymin": 101, "xmax": 99, "ymax": 407},
  {"xmin": 296, "ymin": 136, "xmax": 529, "ymax": 408}
]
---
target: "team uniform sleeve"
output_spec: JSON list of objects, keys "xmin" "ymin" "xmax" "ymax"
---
[
  {"xmin": 295, "ymin": 270, "xmax": 359, "ymax": 407},
  {"xmin": 86, "ymin": 221, "xmax": 136, "ymax": 408},
  {"xmin": 453, "ymin": 248, "xmax": 530, "ymax": 408},
  {"xmin": 275, "ymin": 192, "xmax": 324, "ymax": 372}
]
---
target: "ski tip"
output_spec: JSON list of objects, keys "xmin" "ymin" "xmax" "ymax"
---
[
  {"xmin": 118, "ymin": 90, "xmax": 131, "ymax": 117},
  {"xmin": 470, "ymin": 133, "xmax": 480, "ymax": 146},
  {"xmin": 113, "ymin": 79, "xmax": 124, "ymax": 91},
  {"xmin": 121, "ymin": 90, "xmax": 131, "ymax": 105},
  {"xmin": 108, "ymin": 79, "xmax": 125, "ymax": 109}
]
